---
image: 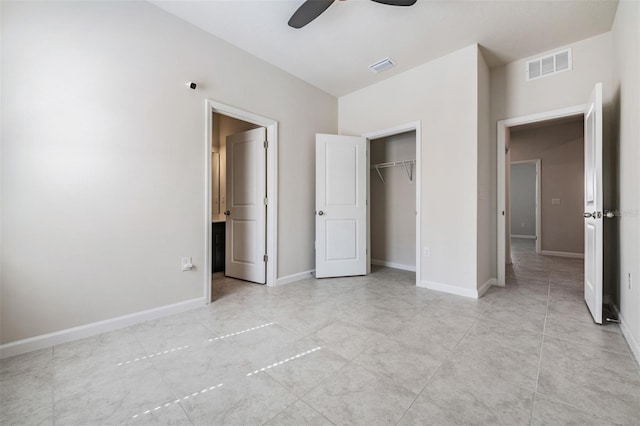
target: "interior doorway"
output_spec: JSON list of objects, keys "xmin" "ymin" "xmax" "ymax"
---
[
  {"xmin": 502, "ymin": 115, "xmax": 588, "ymax": 281},
  {"xmin": 205, "ymin": 100, "xmax": 278, "ymax": 302},
  {"xmin": 498, "ymin": 84, "xmax": 605, "ymax": 325},
  {"xmin": 509, "ymin": 159, "xmax": 541, "ymax": 254},
  {"xmin": 497, "ymin": 105, "xmax": 586, "ymax": 286}
]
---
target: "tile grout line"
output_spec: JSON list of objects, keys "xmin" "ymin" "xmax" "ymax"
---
[
  {"xmin": 144, "ymin": 340, "xmax": 197, "ymax": 426},
  {"xmin": 300, "ymin": 355, "xmax": 352, "ymax": 398},
  {"xmin": 528, "ymin": 273, "xmax": 551, "ymax": 426},
  {"xmin": 394, "ymin": 316, "xmax": 481, "ymax": 425},
  {"xmin": 259, "ymin": 397, "xmax": 337, "ymax": 426},
  {"xmin": 296, "ymin": 358, "xmax": 354, "ymax": 424},
  {"xmin": 532, "ymin": 262, "xmax": 638, "ymax": 423}
]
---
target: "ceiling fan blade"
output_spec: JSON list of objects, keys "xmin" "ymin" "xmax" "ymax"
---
[
  {"xmin": 369, "ymin": 0, "xmax": 417, "ymax": 6},
  {"xmin": 288, "ymin": 0, "xmax": 336, "ymax": 29}
]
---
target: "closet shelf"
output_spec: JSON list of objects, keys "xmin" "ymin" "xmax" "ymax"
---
[{"xmin": 370, "ymin": 159, "xmax": 415, "ymax": 183}]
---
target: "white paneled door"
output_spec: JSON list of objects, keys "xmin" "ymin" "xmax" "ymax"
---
[
  {"xmin": 583, "ymin": 82, "xmax": 603, "ymax": 324},
  {"xmin": 315, "ymin": 134, "xmax": 367, "ymax": 278},
  {"xmin": 225, "ymin": 127, "xmax": 266, "ymax": 284}
]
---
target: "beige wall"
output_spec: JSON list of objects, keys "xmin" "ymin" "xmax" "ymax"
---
[
  {"xmin": 0, "ymin": 1, "xmax": 337, "ymax": 344},
  {"xmin": 340, "ymin": 45, "xmax": 481, "ymax": 296},
  {"xmin": 510, "ymin": 120, "xmax": 584, "ymax": 254},
  {"xmin": 370, "ymin": 132, "xmax": 416, "ymax": 269},
  {"xmin": 491, "ymin": 33, "xmax": 614, "ymax": 121},
  {"xmin": 611, "ymin": 0, "xmax": 640, "ymax": 361}
]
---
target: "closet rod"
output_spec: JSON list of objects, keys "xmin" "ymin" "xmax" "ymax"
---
[
  {"xmin": 370, "ymin": 159, "xmax": 415, "ymax": 183},
  {"xmin": 370, "ymin": 159, "xmax": 416, "ymax": 169}
]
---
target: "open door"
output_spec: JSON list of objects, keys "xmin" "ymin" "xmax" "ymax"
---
[
  {"xmin": 225, "ymin": 127, "xmax": 266, "ymax": 284},
  {"xmin": 315, "ymin": 134, "xmax": 367, "ymax": 278},
  {"xmin": 583, "ymin": 82, "xmax": 603, "ymax": 324}
]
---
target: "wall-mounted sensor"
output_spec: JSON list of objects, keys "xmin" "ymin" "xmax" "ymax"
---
[{"xmin": 188, "ymin": 82, "xmax": 197, "ymax": 90}]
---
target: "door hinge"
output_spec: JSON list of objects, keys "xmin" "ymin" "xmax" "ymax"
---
[
  {"xmin": 264, "ymin": 140, "xmax": 268, "ymax": 149},
  {"xmin": 263, "ymin": 254, "xmax": 268, "ymax": 262},
  {"xmin": 264, "ymin": 197, "xmax": 268, "ymax": 205}
]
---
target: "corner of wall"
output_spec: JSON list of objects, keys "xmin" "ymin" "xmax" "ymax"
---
[{"xmin": 476, "ymin": 45, "xmax": 493, "ymax": 290}]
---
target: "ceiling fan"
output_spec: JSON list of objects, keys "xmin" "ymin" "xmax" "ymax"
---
[{"xmin": 288, "ymin": 0, "xmax": 418, "ymax": 29}]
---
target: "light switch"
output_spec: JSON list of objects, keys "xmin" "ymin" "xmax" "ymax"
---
[{"xmin": 181, "ymin": 257, "xmax": 193, "ymax": 271}]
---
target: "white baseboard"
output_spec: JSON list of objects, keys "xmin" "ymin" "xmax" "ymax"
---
[
  {"xmin": 478, "ymin": 278, "xmax": 497, "ymax": 297},
  {"xmin": 0, "ymin": 297, "xmax": 207, "ymax": 359},
  {"xmin": 418, "ymin": 280, "xmax": 478, "ymax": 299},
  {"xmin": 612, "ymin": 304, "xmax": 640, "ymax": 366},
  {"xmin": 276, "ymin": 270, "xmax": 315, "ymax": 286},
  {"xmin": 511, "ymin": 234, "xmax": 537, "ymax": 239},
  {"xmin": 371, "ymin": 259, "xmax": 416, "ymax": 272},
  {"xmin": 541, "ymin": 250, "xmax": 584, "ymax": 259}
]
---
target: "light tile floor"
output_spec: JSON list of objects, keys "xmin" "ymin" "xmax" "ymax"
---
[{"xmin": 1, "ymin": 239, "xmax": 639, "ymax": 425}]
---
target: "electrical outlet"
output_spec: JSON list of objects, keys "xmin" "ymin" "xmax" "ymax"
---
[
  {"xmin": 423, "ymin": 247, "xmax": 430, "ymax": 257},
  {"xmin": 182, "ymin": 257, "xmax": 193, "ymax": 271}
]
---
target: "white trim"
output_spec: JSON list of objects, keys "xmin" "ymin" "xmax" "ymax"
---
[
  {"xmin": 479, "ymin": 278, "xmax": 497, "ymax": 297},
  {"xmin": 371, "ymin": 259, "xmax": 416, "ymax": 272},
  {"xmin": 511, "ymin": 234, "xmax": 537, "ymax": 239},
  {"xmin": 206, "ymin": 100, "xmax": 278, "ymax": 294},
  {"xmin": 418, "ymin": 280, "xmax": 479, "ymax": 299},
  {"xmin": 541, "ymin": 250, "xmax": 584, "ymax": 259},
  {"xmin": 612, "ymin": 304, "xmax": 640, "ymax": 366},
  {"xmin": 275, "ymin": 270, "xmax": 315, "ymax": 286},
  {"xmin": 497, "ymin": 104, "xmax": 586, "ymax": 285},
  {"xmin": 363, "ymin": 121, "xmax": 421, "ymax": 288},
  {"xmin": 0, "ymin": 297, "xmax": 207, "ymax": 359}
]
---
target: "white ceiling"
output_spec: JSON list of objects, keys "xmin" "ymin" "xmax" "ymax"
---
[{"xmin": 150, "ymin": 0, "xmax": 619, "ymax": 97}]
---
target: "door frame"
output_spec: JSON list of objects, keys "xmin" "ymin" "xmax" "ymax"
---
[
  {"xmin": 497, "ymin": 105, "xmax": 585, "ymax": 286},
  {"xmin": 362, "ymin": 121, "xmax": 421, "ymax": 286},
  {"xmin": 510, "ymin": 159, "xmax": 542, "ymax": 253},
  {"xmin": 205, "ymin": 100, "xmax": 278, "ymax": 301}
]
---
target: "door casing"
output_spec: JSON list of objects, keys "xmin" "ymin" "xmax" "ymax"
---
[
  {"xmin": 497, "ymin": 105, "xmax": 585, "ymax": 286},
  {"xmin": 205, "ymin": 100, "xmax": 278, "ymax": 302},
  {"xmin": 363, "ymin": 121, "xmax": 421, "ymax": 286}
]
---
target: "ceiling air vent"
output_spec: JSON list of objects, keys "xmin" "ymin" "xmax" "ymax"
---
[
  {"xmin": 369, "ymin": 57, "xmax": 396, "ymax": 73},
  {"xmin": 526, "ymin": 49, "xmax": 572, "ymax": 81}
]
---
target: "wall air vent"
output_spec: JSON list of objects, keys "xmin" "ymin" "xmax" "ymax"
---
[
  {"xmin": 369, "ymin": 57, "xmax": 396, "ymax": 73},
  {"xmin": 526, "ymin": 48, "xmax": 572, "ymax": 81}
]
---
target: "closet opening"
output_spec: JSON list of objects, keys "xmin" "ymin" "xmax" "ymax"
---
[{"xmin": 367, "ymin": 127, "xmax": 419, "ymax": 282}]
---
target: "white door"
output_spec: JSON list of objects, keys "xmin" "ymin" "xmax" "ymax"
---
[
  {"xmin": 225, "ymin": 127, "xmax": 266, "ymax": 284},
  {"xmin": 583, "ymin": 82, "xmax": 603, "ymax": 324},
  {"xmin": 315, "ymin": 134, "xmax": 367, "ymax": 278}
]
